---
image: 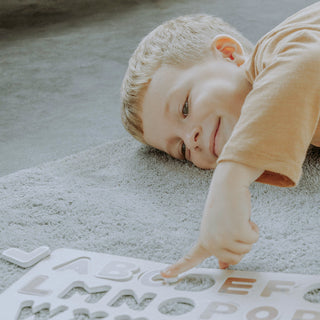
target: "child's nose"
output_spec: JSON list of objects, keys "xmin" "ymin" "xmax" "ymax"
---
[{"xmin": 186, "ymin": 127, "xmax": 200, "ymax": 150}]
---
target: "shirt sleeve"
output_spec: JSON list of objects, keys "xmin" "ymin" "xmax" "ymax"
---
[{"xmin": 217, "ymin": 38, "xmax": 320, "ymax": 187}]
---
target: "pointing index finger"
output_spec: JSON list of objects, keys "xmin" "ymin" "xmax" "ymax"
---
[{"xmin": 161, "ymin": 243, "xmax": 209, "ymax": 278}]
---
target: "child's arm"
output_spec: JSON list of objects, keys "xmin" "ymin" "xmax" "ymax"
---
[{"xmin": 161, "ymin": 161, "xmax": 263, "ymax": 278}]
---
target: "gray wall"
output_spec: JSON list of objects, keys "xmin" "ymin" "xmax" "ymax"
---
[
  {"xmin": 0, "ymin": 0, "xmax": 116, "ymax": 27},
  {"xmin": 0, "ymin": 0, "xmax": 105, "ymax": 13}
]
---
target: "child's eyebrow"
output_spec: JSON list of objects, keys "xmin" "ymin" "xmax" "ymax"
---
[
  {"xmin": 164, "ymin": 87, "xmax": 179, "ymax": 115},
  {"xmin": 165, "ymin": 138, "xmax": 181, "ymax": 160},
  {"xmin": 165, "ymin": 139, "xmax": 174, "ymax": 158},
  {"xmin": 164, "ymin": 91, "xmax": 173, "ymax": 115}
]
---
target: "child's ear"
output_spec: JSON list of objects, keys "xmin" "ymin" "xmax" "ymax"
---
[{"xmin": 211, "ymin": 34, "xmax": 246, "ymax": 66}]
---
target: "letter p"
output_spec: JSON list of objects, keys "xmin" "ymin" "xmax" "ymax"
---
[{"xmin": 200, "ymin": 301, "xmax": 238, "ymax": 319}]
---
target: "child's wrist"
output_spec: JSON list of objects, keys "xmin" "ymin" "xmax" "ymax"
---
[{"xmin": 214, "ymin": 161, "xmax": 264, "ymax": 187}]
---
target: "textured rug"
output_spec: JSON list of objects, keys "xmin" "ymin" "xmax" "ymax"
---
[{"xmin": 1, "ymin": 137, "xmax": 320, "ymax": 295}]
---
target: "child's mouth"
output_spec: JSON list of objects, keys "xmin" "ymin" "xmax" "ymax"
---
[{"xmin": 210, "ymin": 117, "xmax": 221, "ymax": 158}]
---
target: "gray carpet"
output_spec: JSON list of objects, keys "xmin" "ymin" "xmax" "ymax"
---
[{"xmin": 1, "ymin": 137, "xmax": 319, "ymax": 296}]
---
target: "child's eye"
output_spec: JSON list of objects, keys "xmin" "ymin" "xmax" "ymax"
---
[
  {"xmin": 181, "ymin": 142, "xmax": 186, "ymax": 159},
  {"xmin": 182, "ymin": 98, "xmax": 189, "ymax": 117}
]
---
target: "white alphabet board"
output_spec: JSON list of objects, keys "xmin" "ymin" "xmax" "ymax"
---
[{"xmin": 0, "ymin": 248, "xmax": 319, "ymax": 319}]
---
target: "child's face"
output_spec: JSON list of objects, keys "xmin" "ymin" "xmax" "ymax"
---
[{"xmin": 141, "ymin": 36, "xmax": 252, "ymax": 169}]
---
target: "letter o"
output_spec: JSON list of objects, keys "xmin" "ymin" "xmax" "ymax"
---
[{"xmin": 246, "ymin": 306, "xmax": 279, "ymax": 320}]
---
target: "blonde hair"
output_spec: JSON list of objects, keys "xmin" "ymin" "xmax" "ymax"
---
[{"xmin": 121, "ymin": 14, "xmax": 254, "ymax": 144}]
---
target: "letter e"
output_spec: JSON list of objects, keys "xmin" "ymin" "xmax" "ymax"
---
[{"xmin": 218, "ymin": 277, "xmax": 256, "ymax": 295}]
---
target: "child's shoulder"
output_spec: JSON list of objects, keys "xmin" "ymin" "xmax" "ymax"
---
[
  {"xmin": 277, "ymin": 2, "xmax": 320, "ymax": 29},
  {"xmin": 251, "ymin": 2, "xmax": 320, "ymax": 72},
  {"xmin": 256, "ymin": 2, "xmax": 320, "ymax": 46}
]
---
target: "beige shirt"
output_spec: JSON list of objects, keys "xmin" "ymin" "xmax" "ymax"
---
[{"xmin": 217, "ymin": 2, "xmax": 320, "ymax": 187}]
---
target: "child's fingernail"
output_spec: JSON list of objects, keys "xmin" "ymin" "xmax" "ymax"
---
[
  {"xmin": 164, "ymin": 276, "xmax": 179, "ymax": 283},
  {"xmin": 219, "ymin": 262, "xmax": 229, "ymax": 269},
  {"xmin": 161, "ymin": 268, "xmax": 172, "ymax": 276}
]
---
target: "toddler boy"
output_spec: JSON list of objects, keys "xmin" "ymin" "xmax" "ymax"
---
[{"xmin": 121, "ymin": 2, "xmax": 320, "ymax": 277}]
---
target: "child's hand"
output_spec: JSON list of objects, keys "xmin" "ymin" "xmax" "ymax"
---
[{"xmin": 161, "ymin": 162, "xmax": 263, "ymax": 278}]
